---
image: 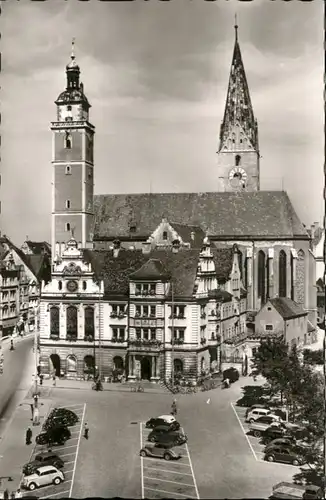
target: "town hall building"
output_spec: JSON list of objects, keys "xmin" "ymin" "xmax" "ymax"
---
[{"xmin": 39, "ymin": 28, "xmax": 316, "ymax": 382}]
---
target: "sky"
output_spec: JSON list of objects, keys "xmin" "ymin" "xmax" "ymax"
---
[{"xmin": 1, "ymin": 0, "xmax": 324, "ymax": 245}]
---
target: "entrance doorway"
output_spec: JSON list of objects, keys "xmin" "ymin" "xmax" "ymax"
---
[
  {"xmin": 50, "ymin": 354, "xmax": 61, "ymax": 377},
  {"xmin": 141, "ymin": 357, "xmax": 151, "ymax": 381}
]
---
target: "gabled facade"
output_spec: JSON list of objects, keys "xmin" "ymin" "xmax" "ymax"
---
[
  {"xmin": 0, "ymin": 257, "xmax": 20, "ymax": 337},
  {"xmin": 39, "ymin": 237, "xmax": 248, "ymax": 382},
  {"xmin": 21, "ymin": 240, "xmax": 51, "ymax": 256}
]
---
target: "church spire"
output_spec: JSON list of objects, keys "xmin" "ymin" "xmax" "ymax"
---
[
  {"xmin": 66, "ymin": 38, "xmax": 80, "ymax": 90},
  {"xmin": 218, "ymin": 23, "xmax": 259, "ymax": 153}
]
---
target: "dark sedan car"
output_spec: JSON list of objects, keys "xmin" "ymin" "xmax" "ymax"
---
[
  {"xmin": 44, "ymin": 408, "xmax": 78, "ymax": 430},
  {"xmin": 264, "ymin": 445, "xmax": 306, "ymax": 466},
  {"xmin": 23, "ymin": 451, "xmax": 64, "ymax": 475},
  {"xmin": 145, "ymin": 416, "xmax": 180, "ymax": 431},
  {"xmin": 36, "ymin": 426, "xmax": 71, "ymax": 446},
  {"xmin": 148, "ymin": 427, "xmax": 187, "ymax": 446}
]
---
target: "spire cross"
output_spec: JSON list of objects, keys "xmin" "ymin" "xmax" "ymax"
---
[
  {"xmin": 234, "ymin": 14, "xmax": 238, "ymax": 41},
  {"xmin": 71, "ymin": 38, "xmax": 76, "ymax": 60}
]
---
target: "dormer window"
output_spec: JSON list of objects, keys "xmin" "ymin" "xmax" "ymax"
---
[
  {"xmin": 64, "ymin": 132, "xmax": 72, "ymax": 149},
  {"xmin": 162, "ymin": 231, "xmax": 168, "ymax": 241}
]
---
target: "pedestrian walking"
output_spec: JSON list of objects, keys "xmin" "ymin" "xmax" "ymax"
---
[
  {"xmin": 10, "ymin": 490, "xmax": 15, "ymax": 499},
  {"xmin": 52, "ymin": 374, "xmax": 56, "ymax": 386},
  {"xmin": 10, "ymin": 339, "xmax": 14, "ymax": 351},
  {"xmin": 40, "ymin": 373, "xmax": 44, "ymax": 385},
  {"xmin": 171, "ymin": 399, "xmax": 177, "ymax": 416},
  {"xmin": 26, "ymin": 427, "xmax": 32, "ymax": 445},
  {"xmin": 30, "ymin": 403, "xmax": 34, "ymax": 420},
  {"xmin": 4, "ymin": 488, "xmax": 9, "ymax": 500},
  {"xmin": 84, "ymin": 422, "xmax": 89, "ymax": 440}
]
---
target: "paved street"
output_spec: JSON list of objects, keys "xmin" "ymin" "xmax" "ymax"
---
[
  {"xmin": 0, "ymin": 335, "xmax": 34, "ymax": 438},
  {"xmin": 34, "ymin": 379, "xmax": 297, "ymax": 499},
  {"xmin": 230, "ymin": 402, "xmax": 301, "ymax": 471},
  {"xmin": 140, "ymin": 423, "xmax": 199, "ymax": 499}
]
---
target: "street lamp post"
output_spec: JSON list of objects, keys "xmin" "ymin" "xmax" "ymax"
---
[{"xmin": 33, "ymin": 305, "xmax": 39, "ymax": 406}]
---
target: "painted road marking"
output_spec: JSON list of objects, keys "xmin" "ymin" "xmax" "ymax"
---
[
  {"xmin": 144, "ymin": 487, "xmax": 198, "ymax": 499},
  {"xmin": 143, "ymin": 466, "xmax": 193, "ymax": 477},
  {"xmin": 140, "ymin": 422, "xmax": 200, "ymax": 499},
  {"xmin": 60, "ymin": 452, "xmax": 76, "ymax": 457},
  {"xmin": 55, "ymin": 444, "xmax": 78, "ymax": 452},
  {"xmin": 144, "ymin": 476, "xmax": 195, "ymax": 488},
  {"xmin": 69, "ymin": 402, "xmax": 86, "ymax": 498},
  {"xmin": 230, "ymin": 402, "xmax": 258, "ymax": 461}
]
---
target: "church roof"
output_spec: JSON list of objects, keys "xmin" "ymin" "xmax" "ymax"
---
[
  {"xmin": 93, "ymin": 191, "xmax": 308, "ymax": 240},
  {"xmin": 219, "ymin": 27, "xmax": 258, "ymax": 151},
  {"xmin": 169, "ymin": 222, "xmax": 205, "ymax": 248},
  {"xmin": 83, "ymin": 248, "xmax": 200, "ymax": 298},
  {"xmin": 269, "ymin": 297, "xmax": 307, "ymax": 320}
]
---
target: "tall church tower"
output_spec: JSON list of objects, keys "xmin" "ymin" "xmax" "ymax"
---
[
  {"xmin": 217, "ymin": 23, "xmax": 260, "ymax": 192},
  {"xmin": 51, "ymin": 40, "xmax": 95, "ymax": 258}
]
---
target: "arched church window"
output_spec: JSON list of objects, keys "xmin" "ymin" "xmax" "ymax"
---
[
  {"xmin": 279, "ymin": 250, "xmax": 287, "ymax": 297},
  {"xmin": 65, "ymin": 165, "xmax": 71, "ymax": 175},
  {"xmin": 58, "ymin": 281, "xmax": 62, "ymax": 291},
  {"xmin": 64, "ymin": 132, "xmax": 72, "ymax": 149},
  {"xmin": 238, "ymin": 250, "xmax": 243, "ymax": 280},
  {"xmin": 50, "ymin": 306, "xmax": 59, "ymax": 336},
  {"xmin": 66, "ymin": 223, "xmax": 71, "ymax": 232},
  {"xmin": 66, "ymin": 306, "xmax": 78, "ymax": 338},
  {"xmin": 296, "ymin": 250, "xmax": 305, "ymax": 304},
  {"xmin": 258, "ymin": 250, "xmax": 266, "ymax": 304},
  {"xmin": 235, "ymin": 155, "xmax": 241, "ymax": 166},
  {"xmin": 82, "ymin": 281, "xmax": 87, "ymax": 291},
  {"xmin": 290, "ymin": 252, "xmax": 294, "ymax": 300}
]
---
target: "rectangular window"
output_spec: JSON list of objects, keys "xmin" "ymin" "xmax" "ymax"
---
[
  {"xmin": 143, "ymin": 328, "xmax": 149, "ymax": 340},
  {"xmin": 265, "ymin": 324, "xmax": 273, "ymax": 331},
  {"xmin": 172, "ymin": 305, "xmax": 186, "ymax": 318},
  {"xmin": 150, "ymin": 305, "xmax": 156, "ymax": 317},
  {"xmin": 150, "ymin": 328, "xmax": 156, "ymax": 340},
  {"xmin": 142, "ymin": 306, "xmax": 149, "ymax": 317},
  {"xmin": 66, "ymin": 200, "xmax": 71, "ymax": 209},
  {"xmin": 172, "ymin": 328, "xmax": 185, "ymax": 341},
  {"xmin": 112, "ymin": 327, "xmax": 125, "ymax": 340},
  {"xmin": 135, "ymin": 305, "xmax": 141, "ymax": 317},
  {"xmin": 136, "ymin": 328, "xmax": 141, "ymax": 339}
]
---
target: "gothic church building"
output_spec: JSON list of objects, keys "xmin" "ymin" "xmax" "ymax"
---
[{"xmin": 39, "ymin": 29, "xmax": 316, "ymax": 382}]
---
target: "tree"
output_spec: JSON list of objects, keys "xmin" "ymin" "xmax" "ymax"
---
[{"xmin": 250, "ymin": 336, "xmax": 289, "ymax": 403}]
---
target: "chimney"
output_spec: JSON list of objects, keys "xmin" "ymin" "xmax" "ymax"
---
[
  {"xmin": 190, "ymin": 231, "xmax": 195, "ymax": 242},
  {"xmin": 142, "ymin": 242, "xmax": 151, "ymax": 254},
  {"xmin": 172, "ymin": 239, "xmax": 180, "ymax": 253}
]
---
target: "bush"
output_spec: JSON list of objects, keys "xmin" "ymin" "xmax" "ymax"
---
[{"xmin": 236, "ymin": 385, "xmax": 269, "ymax": 407}]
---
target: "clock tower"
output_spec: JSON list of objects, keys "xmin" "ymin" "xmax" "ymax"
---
[
  {"xmin": 217, "ymin": 23, "xmax": 260, "ymax": 192},
  {"xmin": 51, "ymin": 40, "xmax": 95, "ymax": 259}
]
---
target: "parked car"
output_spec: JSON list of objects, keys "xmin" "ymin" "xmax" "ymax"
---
[
  {"xmin": 245, "ymin": 404, "xmax": 270, "ymax": 419},
  {"xmin": 262, "ymin": 423, "xmax": 308, "ymax": 444},
  {"xmin": 23, "ymin": 451, "xmax": 64, "ymax": 475},
  {"xmin": 246, "ymin": 408, "xmax": 280, "ymax": 423},
  {"xmin": 140, "ymin": 443, "xmax": 181, "ymax": 461},
  {"xmin": 271, "ymin": 482, "xmax": 323, "ymax": 500},
  {"xmin": 22, "ymin": 465, "xmax": 65, "ymax": 491},
  {"xmin": 44, "ymin": 408, "xmax": 78, "ymax": 430},
  {"xmin": 264, "ymin": 445, "xmax": 305, "ymax": 466},
  {"xmin": 222, "ymin": 367, "xmax": 239, "ymax": 383},
  {"xmin": 148, "ymin": 427, "xmax": 187, "ymax": 446},
  {"xmin": 145, "ymin": 415, "xmax": 180, "ymax": 430},
  {"xmin": 264, "ymin": 437, "xmax": 296, "ymax": 451},
  {"xmin": 36, "ymin": 426, "xmax": 71, "ymax": 446},
  {"xmin": 249, "ymin": 416, "xmax": 281, "ymax": 437}
]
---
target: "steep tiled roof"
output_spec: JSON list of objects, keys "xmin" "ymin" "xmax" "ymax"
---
[
  {"xmin": 211, "ymin": 247, "xmax": 234, "ymax": 282},
  {"xmin": 25, "ymin": 241, "xmax": 51, "ymax": 255},
  {"xmin": 169, "ymin": 223, "xmax": 205, "ymax": 248},
  {"xmin": 129, "ymin": 259, "xmax": 169, "ymax": 280},
  {"xmin": 26, "ymin": 254, "xmax": 52, "ymax": 283},
  {"xmin": 83, "ymin": 248, "xmax": 200, "ymax": 298},
  {"xmin": 269, "ymin": 297, "xmax": 307, "ymax": 320},
  {"xmin": 93, "ymin": 191, "xmax": 308, "ymax": 240}
]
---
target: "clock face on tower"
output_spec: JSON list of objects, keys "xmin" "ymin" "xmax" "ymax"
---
[
  {"xmin": 229, "ymin": 167, "xmax": 247, "ymax": 189},
  {"xmin": 66, "ymin": 280, "xmax": 78, "ymax": 293}
]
